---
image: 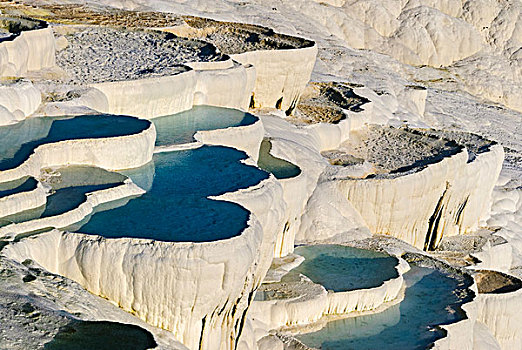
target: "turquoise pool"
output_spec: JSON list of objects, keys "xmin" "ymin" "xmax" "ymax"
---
[
  {"xmin": 76, "ymin": 146, "xmax": 269, "ymax": 242},
  {"xmin": 292, "ymin": 245, "xmax": 399, "ymax": 292},
  {"xmin": 153, "ymin": 105, "xmax": 258, "ymax": 146},
  {"xmin": 297, "ymin": 265, "xmax": 474, "ymax": 349}
]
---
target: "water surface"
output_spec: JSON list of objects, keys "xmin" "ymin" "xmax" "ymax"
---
[
  {"xmin": 257, "ymin": 139, "xmax": 301, "ymax": 179},
  {"xmin": 297, "ymin": 265, "xmax": 473, "ymax": 349},
  {"xmin": 76, "ymin": 146, "xmax": 269, "ymax": 242},
  {"xmin": 0, "ymin": 177, "xmax": 38, "ymax": 199},
  {"xmin": 292, "ymin": 245, "xmax": 399, "ymax": 292},
  {"xmin": 153, "ymin": 105, "xmax": 257, "ymax": 146}
]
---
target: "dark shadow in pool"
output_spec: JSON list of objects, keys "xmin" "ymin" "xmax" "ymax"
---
[
  {"xmin": 257, "ymin": 139, "xmax": 301, "ymax": 179},
  {"xmin": 0, "ymin": 177, "xmax": 38, "ymax": 199},
  {"xmin": 44, "ymin": 321, "xmax": 157, "ymax": 350}
]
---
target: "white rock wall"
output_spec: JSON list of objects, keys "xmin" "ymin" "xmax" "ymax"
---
[
  {"xmin": 231, "ymin": 44, "xmax": 318, "ymax": 113},
  {"xmin": 90, "ymin": 62, "xmax": 256, "ymax": 119},
  {"xmin": 0, "ymin": 27, "xmax": 56, "ymax": 77},
  {"xmin": 0, "ymin": 80, "xmax": 42, "ymax": 125},
  {"xmin": 249, "ymin": 257, "xmax": 409, "ymax": 331},
  {"xmin": 90, "ymin": 71, "xmax": 197, "ymax": 119},
  {"xmin": 192, "ymin": 63, "xmax": 256, "ymax": 111},
  {"xmin": 335, "ymin": 144, "xmax": 504, "ymax": 250},
  {"xmin": 475, "ymin": 287, "xmax": 522, "ymax": 350},
  {"xmin": 195, "ymin": 119, "xmax": 264, "ymax": 162}
]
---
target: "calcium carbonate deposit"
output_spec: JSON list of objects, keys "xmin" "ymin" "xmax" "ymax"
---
[{"xmin": 0, "ymin": 1, "xmax": 521, "ymax": 350}]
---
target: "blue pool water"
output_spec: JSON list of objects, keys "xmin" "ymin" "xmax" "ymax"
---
[
  {"xmin": 297, "ymin": 265, "xmax": 474, "ymax": 349},
  {"xmin": 76, "ymin": 146, "xmax": 269, "ymax": 242},
  {"xmin": 292, "ymin": 245, "xmax": 399, "ymax": 292},
  {"xmin": 0, "ymin": 115, "xmax": 150, "ymax": 171},
  {"xmin": 0, "ymin": 177, "xmax": 38, "ymax": 199},
  {"xmin": 153, "ymin": 105, "xmax": 258, "ymax": 146},
  {"xmin": 257, "ymin": 139, "xmax": 301, "ymax": 179}
]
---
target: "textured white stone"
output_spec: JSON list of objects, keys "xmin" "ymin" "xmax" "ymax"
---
[
  {"xmin": 336, "ymin": 144, "xmax": 504, "ymax": 250},
  {"xmin": 195, "ymin": 119, "xmax": 264, "ymax": 162},
  {"xmin": 0, "ymin": 27, "xmax": 56, "ymax": 77},
  {"xmin": 231, "ymin": 44, "xmax": 318, "ymax": 113},
  {"xmin": 475, "ymin": 288, "xmax": 522, "ymax": 350},
  {"xmin": 0, "ymin": 80, "xmax": 41, "ymax": 125},
  {"xmin": 90, "ymin": 71, "xmax": 197, "ymax": 119}
]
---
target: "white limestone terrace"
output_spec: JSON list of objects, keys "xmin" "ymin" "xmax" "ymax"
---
[
  {"xmin": 0, "ymin": 15, "xmax": 55, "ymax": 78},
  {"xmin": 327, "ymin": 126, "xmax": 504, "ymax": 251},
  {"xmin": 0, "ymin": 165, "xmax": 143, "ymax": 241},
  {"xmin": 323, "ymin": 125, "xmax": 464, "ymax": 179},
  {"xmin": 0, "ymin": 114, "xmax": 156, "ymax": 184},
  {"xmin": 54, "ymin": 25, "xmax": 226, "ymax": 84},
  {"xmin": 165, "ymin": 16, "xmax": 317, "ymax": 114},
  {"xmin": 0, "ymin": 3, "xmax": 518, "ymax": 350},
  {"xmin": 249, "ymin": 245, "xmax": 410, "ymax": 335}
]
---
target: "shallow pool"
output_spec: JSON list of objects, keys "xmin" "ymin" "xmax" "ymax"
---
[
  {"xmin": 44, "ymin": 320, "xmax": 157, "ymax": 350},
  {"xmin": 257, "ymin": 139, "xmax": 301, "ymax": 179},
  {"xmin": 0, "ymin": 166, "xmax": 125, "ymax": 227},
  {"xmin": 153, "ymin": 105, "xmax": 258, "ymax": 146},
  {"xmin": 0, "ymin": 115, "xmax": 150, "ymax": 171},
  {"xmin": 0, "ymin": 177, "xmax": 38, "ymax": 199},
  {"xmin": 75, "ymin": 146, "xmax": 269, "ymax": 242},
  {"xmin": 297, "ymin": 265, "xmax": 474, "ymax": 349},
  {"xmin": 292, "ymin": 245, "xmax": 399, "ymax": 292}
]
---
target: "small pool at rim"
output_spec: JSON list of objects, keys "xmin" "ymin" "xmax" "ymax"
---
[{"xmin": 296, "ymin": 264, "xmax": 473, "ymax": 350}]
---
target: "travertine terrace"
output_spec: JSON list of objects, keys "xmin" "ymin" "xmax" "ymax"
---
[{"xmin": 0, "ymin": 1, "xmax": 521, "ymax": 350}]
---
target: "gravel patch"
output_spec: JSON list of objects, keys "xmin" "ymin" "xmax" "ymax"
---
[
  {"xmin": 336, "ymin": 125, "xmax": 462, "ymax": 177},
  {"xmin": 56, "ymin": 26, "xmax": 225, "ymax": 84},
  {"xmin": 183, "ymin": 16, "xmax": 314, "ymax": 55}
]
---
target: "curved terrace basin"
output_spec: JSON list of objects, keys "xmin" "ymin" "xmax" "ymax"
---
[
  {"xmin": 297, "ymin": 265, "xmax": 473, "ymax": 349},
  {"xmin": 153, "ymin": 105, "xmax": 257, "ymax": 146},
  {"xmin": 257, "ymin": 139, "xmax": 301, "ymax": 180},
  {"xmin": 0, "ymin": 115, "xmax": 150, "ymax": 171},
  {"xmin": 0, "ymin": 177, "xmax": 37, "ymax": 199},
  {"xmin": 0, "ymin": 166, "xmax": 125, "ymax": 227},
  {"xmin": 291, "ymin": 245, "xmax": 398, "ymax": 292},
  {"xmin": 44, "ymin": 320, "xmax": 157, "ymax": 350},
  {"xmin": 76, "ymin": 146, "xmax": 269, "ymax": 242},
  {"xmin": 327, "ymin": 125, "xmax": 462, "ymax": 178}
]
